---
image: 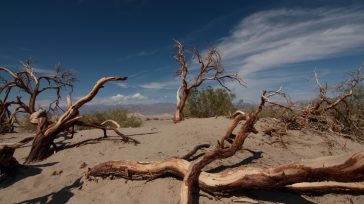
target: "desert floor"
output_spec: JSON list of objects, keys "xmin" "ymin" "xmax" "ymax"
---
[{"xmin": 1, "ymin": 117, "xmax": 363, "ymax": 204}]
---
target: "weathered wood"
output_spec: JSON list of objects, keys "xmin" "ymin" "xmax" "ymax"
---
[
  {"xmin": 88, "ymin": 151, "xmax": 364, "ymax": 193},
  {"xmin": 25, "ymin": 76, "xmax": 139, "ymax": 163}
]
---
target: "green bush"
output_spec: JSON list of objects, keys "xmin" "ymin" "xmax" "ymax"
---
[
  {"xmin": 184, "ymin": 86, "xmax": 236, "ymax": 118},
  {"xmin": 78, "ymin": 108, "xmax": 142, "ymax": 130}
]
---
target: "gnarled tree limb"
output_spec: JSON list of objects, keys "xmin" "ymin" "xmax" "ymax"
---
[{"xmin": 25, "ymin": 76, "xmax": 139, "ymax": 163}]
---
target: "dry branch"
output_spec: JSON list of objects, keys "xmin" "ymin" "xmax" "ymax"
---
[{"xmin": 25, "ymin": 76, "xmax": 139, "ymax": 163}]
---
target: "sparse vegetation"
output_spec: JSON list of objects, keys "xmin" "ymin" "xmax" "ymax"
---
[
  {"xmin": 78, "ymin": 108, "xmax": 142, "ymax": 130},
  {"xmin": 184, "ymin": 86, "xmax": 236, "ymax": 118}
]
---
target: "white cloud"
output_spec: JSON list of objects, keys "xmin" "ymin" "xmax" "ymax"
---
[
  {"xmin": 139, "ymin": 80, "xmax": 179, "ymax": 89},
  {"xmin": 90, "ymin": 92, "xmax": 148, "ymax": 105},
  {"xmin": 216, "ymin": 7, "xmax": 364, "ymax": 77},
  {"xmin": 140, "ymin": 82, "xmax": 166, "ymax": 89}
]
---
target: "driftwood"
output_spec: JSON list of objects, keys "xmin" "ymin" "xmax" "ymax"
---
[
  {"xmin": 173, "ymin": 40, "xmax": 245, "ymax": 122},
  {"xmin": 88, "ymin": 151, "xmax": 364, "ymax": 191},
  {"xmin": 88, "ymin": 90, "xmax": 364, "ymax": 204},
  {"xmin": 25, "ymin": 76, "xmax": 139, "ymax": 164}
]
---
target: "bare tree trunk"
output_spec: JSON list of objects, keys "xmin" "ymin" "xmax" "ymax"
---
[
  {"xmin": 174, "ymin": 89, "xmax": 188, "ymax": 122},
  {"xmin": 28, "ymin": 93, "xmax": 37, "ymax": 114},
  {"xmin": 26, "ymin": 133, "xmax": 56, "ymax": 163}
]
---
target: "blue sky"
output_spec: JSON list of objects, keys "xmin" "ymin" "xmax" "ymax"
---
[{"xmin": 1, "ymin": 0, "xmax": 363, "ymax": 106}]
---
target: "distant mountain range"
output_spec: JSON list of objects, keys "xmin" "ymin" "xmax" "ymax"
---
[{"xmin": 79, "ymin": 103, "xmax": 176, "ymax": 115}]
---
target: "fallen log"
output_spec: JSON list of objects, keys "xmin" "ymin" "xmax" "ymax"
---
[{"xmin": 88, "ymin": 151, "xmax": 364, "ymax": 192}]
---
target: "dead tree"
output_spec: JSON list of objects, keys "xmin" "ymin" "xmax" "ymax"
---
[
  {"xmin": 301, "ymin": 69, "xmax": 362, "ymax": 132},
  {"xmin": 262, "ymin": 69, "xmax": 363, "ymax": 134},
  {"xmin": 0, "ymin": 60, "xmax": 75, "ymax": 132},
  {"xmin": 88, "ymin": 90, "xmax": 364, "ymax": 203},
  {"xmin": 25, "ymin": 76, "xmax": 139, "ymax": 163},
  {"xmin": 173, "ymin": 40, "xmax": 245, "ymax": 122}
]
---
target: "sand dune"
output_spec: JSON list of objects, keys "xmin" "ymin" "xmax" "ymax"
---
[{"xmin": 1, "ymin": 117, "xmax": 363, "ymax": 204}]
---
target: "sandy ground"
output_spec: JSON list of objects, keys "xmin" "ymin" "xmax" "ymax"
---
[{"xmin": 0, "ymin": 117, "xmax": 363, "ymax": 204}]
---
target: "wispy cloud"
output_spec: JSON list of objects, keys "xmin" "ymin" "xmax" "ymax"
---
[
  {"xmin": 216, "ymin": 7, "xmax": 364, "ymax": 77},
  {"xmin": 113, "ymin": 82, "xmax": 128, "ymax": 88},
  {"xmin": 212, "ymin": 6, "xmax": 364, "ymax": 101},
  {"xmin": 119, "ymin": 49, "xmax": 158, "ymax": 61},
  {"xmin": 139, "ymin": 80, "xmax": 179, "ymax": 89},
  {"xmin": 33, "ymin": 67, "xmax": 57, "ymax": 75}
]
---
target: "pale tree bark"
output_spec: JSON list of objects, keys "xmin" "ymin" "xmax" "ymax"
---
[{"xmin": 173, "ymin": 40, "xmax": 245, "ymax": 122}]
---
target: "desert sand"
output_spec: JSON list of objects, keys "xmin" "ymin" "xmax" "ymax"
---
[{"xmin": 1, "ymin": 117, "xmax": 363, "ymax": 204}]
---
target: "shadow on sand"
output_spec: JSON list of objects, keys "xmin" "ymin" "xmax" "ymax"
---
[
  {"xmin": 57, "ymin": 131, "xmax": 159, "ymax": 150},
  {"xmin": 206, "ymin": 149, "xmax": 263, "ymax": 173},
  {"xmin": 18, "ymin": 177, "xmax": 83, "ymax": 204},
  {"xmin": 0, "ymin": 162, "xmax": 58, "ymax": 189}
]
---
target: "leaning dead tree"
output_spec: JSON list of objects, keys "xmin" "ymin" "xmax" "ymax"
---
[
  {"xmin": 0, "ymin": 60, "xmax": 75, "ymax": 133},
  {"xmin": 173, "ymin": 40, "xmax": 245, "ymax": 122},
  {"xmin": 24, "ymin": 76, "xmax": 139, "ymax": 163},
  {"xmin": 88, "ymin": 90, "xmax": 364, "ymax": 204}
]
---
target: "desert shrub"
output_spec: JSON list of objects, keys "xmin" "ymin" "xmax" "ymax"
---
[
  {"xmin": 332, "ymin": 83, "xmax": 364, "ymax": 138},
  {"xmin": 19, "ymin": 117, "xmax": 37, "ymax": 133},
  {"xmin": 77, "ymin": 108, "xmax": 142, "ymax": 130},
  {"xmin": 184, "ymin": 86, "xmax": 236, "ymax": 118}
]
